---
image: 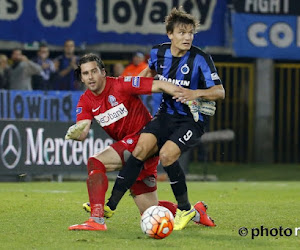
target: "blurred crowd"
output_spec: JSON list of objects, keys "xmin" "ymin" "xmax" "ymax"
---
[{"xmin": 0, "ymin": 39, "xmax": 149, "ymax": 91}]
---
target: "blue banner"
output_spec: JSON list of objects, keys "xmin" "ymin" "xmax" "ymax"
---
[
  {"xmin": 0, "ymin": 0, "xmax": 227, "ymax": 47},
  {"xmin": 0, "ymin": 90, "xmax": 82, "ymax": 122},
  {"xmin": 232, "ymin": 1, "xmax": 300, "ymax": 59},
  {"xmin": 0, "ymin": 90, "xmax": 159, "ymax": 122}
]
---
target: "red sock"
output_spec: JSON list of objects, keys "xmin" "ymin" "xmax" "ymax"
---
[
  {"xmin": 158, "ymin": 200, "xmax": 178, "ymax": 217},
  {"xmin": 86, "ymin": 158, "xmax": 108, "ymax": 218}
]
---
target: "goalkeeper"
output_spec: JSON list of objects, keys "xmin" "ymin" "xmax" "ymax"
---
[{"xmin": 67, "ymin": 53, "xmax": 216, "ymax": 231}]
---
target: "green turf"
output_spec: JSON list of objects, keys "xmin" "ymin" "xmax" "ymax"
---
[
  {"xmin": 189, "ymin": 163, "xmax": 300, "ymax": 181},
  {"xmin": 0, "ymin": 181, "xmax": 299, "ymax": 249}
]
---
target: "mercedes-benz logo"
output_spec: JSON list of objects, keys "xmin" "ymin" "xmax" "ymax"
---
[{"xmin": 0, "ymin": 124, "xmax": 22, "ymax": 169}]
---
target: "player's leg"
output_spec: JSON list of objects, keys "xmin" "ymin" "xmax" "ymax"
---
[
  {"xmin": 106, "ymin": 114, "xmax": 170, "ymax": 211},
  {"xmin": 134, "ymin": 194, "xmax": 178, "ymax": 217},
  {"xmin": 69, "ymin": 146, "xmax": 123, "ymax": 231},
  {"xmin": 130, "ymin": 176, "xmax": 178, "ymax": 217},
  {"xmin": 83, "ymin": 165, "xmax": 178, "ymax": 218},
  {"xmin": 106, "ymin": 133, "xmax": 158, "ymax": 211},
  {"xmin": 160, "ymin": 142, "xmax": 216, "ymax": 228},
  {"xmin": 131, "ymin": 181, "xmax": 158, "ymax": 215},
  {"xmin": 82, "ymin": 134, "xmax": 157, "ymax": 217},
  {"xmin": 160, "ymin": 141, "xmax": 189, "ymax": 210},
  {"xmin": 159, "ymin": 140, "xmax": 197, "ymax": 230},
  {"xmin": 163, "ymin": 120, "xmax": 216, "ymax": 229}
]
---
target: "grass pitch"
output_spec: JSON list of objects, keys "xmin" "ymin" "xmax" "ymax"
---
[{"xmin": 0, "ymin": 181, "xmax": 299, "ymax": 249}]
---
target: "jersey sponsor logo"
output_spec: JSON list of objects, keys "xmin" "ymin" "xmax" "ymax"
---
[
  {"xmin": 124, "ymin": 76, "xmax": 132, "ymax": 82},
  {"xmin": 158, "ymin": 75, "xmax": 190, "ymax": 87},
  {"xmin": 108, "ymin": 95, "xmax": 118, "ymax": 107},
  {"xmin": 94, "ymin": 103, "xmax": 128, "ymax": 127},
  {"xmin": 211, "ymin": 72, "xmax": 220, "ymax": 81},
  {"xmin": 180, "ymin": 64, "xmax": 190, "ymax": 75},
  {"xmin": 132, "ymin": 76, "xmax": 140, "ymax": 88},
  {"xmin": 92, "ymin": 105, "xmax": 101, "ymax": 112},
  {"xmin": 76, "ymin": 107, "xmax": 82, "ymax": 115}
]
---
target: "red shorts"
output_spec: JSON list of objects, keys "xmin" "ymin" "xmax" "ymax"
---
[{"xmin": 110, "ymin": 134, "xmax": 158, "ymax": 196}]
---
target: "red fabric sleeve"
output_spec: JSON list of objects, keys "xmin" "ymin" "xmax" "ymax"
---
[
  {"xmin": 119, "ymin": 76, "xmax": 153, "ymax": 95},
  {"xmin": 76, "ymin": 94, "xmax": 93, "ymax": 122}
]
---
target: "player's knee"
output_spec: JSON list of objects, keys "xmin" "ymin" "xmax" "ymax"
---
[
  {"xmin": 159, "ymin": 150, "xmax": 175, "ymax": 167},
  {"xmin": 132, "ymin": 144, "xmax": 148, "ymax": 161},
  {"xmin": 87, "ymin": 157, "xmax": 106, "ymax": 174}
]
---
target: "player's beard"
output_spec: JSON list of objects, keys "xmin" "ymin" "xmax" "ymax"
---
[{"xmin": 88, "ymin": 81, "xmax": 105, "ymax": 95}]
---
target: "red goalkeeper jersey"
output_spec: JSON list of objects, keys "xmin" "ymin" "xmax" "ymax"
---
[{"xmin": 76, "ymin": 76, "xmax": 153, "ymax": 140}]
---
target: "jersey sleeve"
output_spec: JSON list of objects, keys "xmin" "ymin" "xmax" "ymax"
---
[
  {"xmin": 199, "ymin": 55, "xmax": 222, "ymax": 88},
  {"xmin": 119, "ymin": 76, "xmax": 153, "ymax": 95},
  {"xmin": 76, "ymin": 94, "xmax": 93, "ymax": 122},
  {"xmin": 148, "ymin": 47, "xmax": 158, "ymax": 71}
]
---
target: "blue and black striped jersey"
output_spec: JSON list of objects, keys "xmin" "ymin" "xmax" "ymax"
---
[{"xmin": 149, "ymin": 42, "xmax": 222, "ymax": 121}]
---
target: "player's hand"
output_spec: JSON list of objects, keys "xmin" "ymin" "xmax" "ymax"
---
[
  {"xmin": 185, "ymin": 99, "xmax": 216, "ymax": 122},
  {"xmin": 198, "ymin": 100, "xmax": 216, "ymax": 116},
  {"xmin": 172, "ymin": 86, "xmax": 197, "ymax": 103},
  {"xmin": 65, "ymin": 121, "xmax": 89, "ymax": 140},
  {"xmin": 185, "ymin": 100, "xmax": 200, "ymax": 122}
]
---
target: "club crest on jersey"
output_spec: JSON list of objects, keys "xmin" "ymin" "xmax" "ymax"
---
[
  {"xmin": 132, "ymin": 76, "xmax": 140, "ymax": 88},
  {"xmin": 108, "ymin": 95, "xmax": 118, "ymax": 107},
  {"xmin": 126, "ymin": 139, "xmax": 133, "ymax": 144},
  {"xmin": 76, "ymin": 107, "xmax": 82, "ymax": 115},
  {"xmin": 181, "ymin": 64, "xmax": 190, "ymax": 75}
]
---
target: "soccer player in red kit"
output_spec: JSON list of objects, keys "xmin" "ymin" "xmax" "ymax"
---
[
  {"xmin": 66, "ymin": 53, "xmax": 213, "ymax": 231},
  {"xmin": 66, "ymin": 53, "xmax": 179, "ymax": 230}
]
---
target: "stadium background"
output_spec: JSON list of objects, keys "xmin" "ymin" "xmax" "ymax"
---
[{"xmin": 0, "ymin": 0, "xmax": 300, "ymax": 181}]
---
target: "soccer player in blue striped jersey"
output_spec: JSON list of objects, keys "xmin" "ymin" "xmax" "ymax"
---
[{"xmin": 106, "ymin": 7, "xmax": 225, "ymax": 230}]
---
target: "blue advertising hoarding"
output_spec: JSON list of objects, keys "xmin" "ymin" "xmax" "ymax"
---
[
  {"xmin": 232, "ymin": 0, "xmax": 300, "ymax": 59},
  {"xmin": 0, "ymin": 90, "xmax": 159, "ymax": 122},
  {"xmin": 0, "ymin": 90, "xmax": 82, "ymax": 122},
  {"xmin": 0, "ymin": 0, "xmax": 227, "ymax": 47}
]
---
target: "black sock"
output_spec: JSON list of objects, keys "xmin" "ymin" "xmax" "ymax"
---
[
  {"xmin": 107, "ymin": 155, "xmax": 144, "ymax": 210},
  {"xmin": 163, "ymin": 161, "xmax": 191, "ymax": 211}
]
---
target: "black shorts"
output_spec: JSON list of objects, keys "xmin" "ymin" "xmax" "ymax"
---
[{"xmin": 142, "ymin": 112, "xmax": 205, "ymax": 153}]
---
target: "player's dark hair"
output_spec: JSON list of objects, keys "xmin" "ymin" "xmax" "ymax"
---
[
  {"xmin": 165, "ymin": 7, "xmax": 199, "ymax": 33},
  {"xmin": 74, "ymin": 53, "xmax": 105, "ymax": 81}
]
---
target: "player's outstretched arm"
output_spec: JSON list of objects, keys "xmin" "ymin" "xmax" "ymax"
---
[
  {"xmin": 173, "ymin": 85, "xmax": 225, "ymax": 103},
  {"xmin": 139, "ymin": 66, "xmax": 157, "ymax": 77},
  {"xmin": 151, "ymin": 80, "xmax": 182, "ymax": 96},
  {"xmin": 65, "ymin": 120, "xmax": 91, "ymax": 141}
]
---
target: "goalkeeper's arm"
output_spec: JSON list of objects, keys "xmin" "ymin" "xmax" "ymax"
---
[{"xmin": 65, "ymin": 120, "xmax": 91, "ymax": 141}]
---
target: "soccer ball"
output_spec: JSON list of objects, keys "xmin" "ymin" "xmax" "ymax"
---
[{"xmin": 140, "ymin": 205, "xmax": 174, "ymax": 239}]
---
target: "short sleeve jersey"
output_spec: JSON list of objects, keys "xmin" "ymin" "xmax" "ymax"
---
[
  {"xmin": 148, "ymin": 42, "xmax": 222, "ymax": 121},
  {"xmin": 76, "ymin": 76, "xmax": 153, "ymax": 141}
]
